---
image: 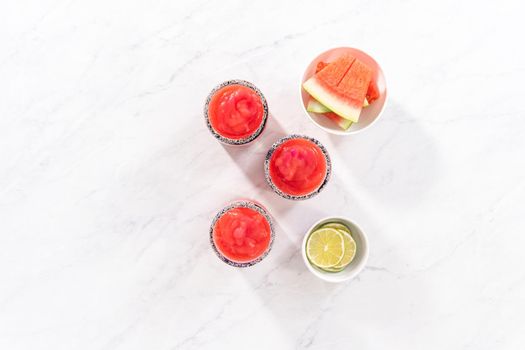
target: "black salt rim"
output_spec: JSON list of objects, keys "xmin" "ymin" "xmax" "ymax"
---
[
  {"xmin": 264, "ymin": 134, "xmax": 332, "ymax": 201},
  {"xmin": 204, "ymin": 80, "xmax": 269, "ymax": 146},
  {"xmin": 209, "ymin": 200, "xmax": 275, "ymax": 267}
]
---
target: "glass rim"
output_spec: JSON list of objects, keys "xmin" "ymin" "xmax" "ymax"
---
[
  {"xmin": 209, "ymin": 200, "xmax": 275, "ymax": 267},
  {"xmin": 264, "ymin": 134, "xmax": 332, "ymax": 200},
  {"xmin": 204, "ymin": 79, "xmax": 269, "ymax": 146}
]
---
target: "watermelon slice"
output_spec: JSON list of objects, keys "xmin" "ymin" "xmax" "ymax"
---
[
  {"xmin": 325, "ymin": 112, "xmax": 352, "ymax": 130},
  {"xmin": 306, "ymin": 99, "xmax": 352, "ymax": 130},
  {"xmin": 308, "ymin": 97, "xmax": 368, "ymax": 112},
  {"xmin": 315, "ymin": 59, "xmax": 378, "ymax": 105},
  {"xmin": 303, "ymin": 55, "xmax": 372, "ymax": 122},
  {"xmin": 306, "ymin": 97, "xmax": 365, "ymax": 131},
  {"xmin": 366, "ymin": 79, "xmax": 380, "ymax": 103},
  {"xmin": 306, "ymin": 99, "xmax": 330, "ymax": 113},
  {"xmin": 335, "ymin": 59, "xmax": 372, "ymax": 121},
  {"xmin": 310, "ymin": 54, "xmax": 356, "ymax": 88}
]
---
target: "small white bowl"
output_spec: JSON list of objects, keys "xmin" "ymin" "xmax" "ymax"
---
[
  {"xmin": 301, "ymin": 216, "xmax": 369, "ymax": 283},
  {"xmin": 300, "ymin": 47, "xmax": 387, "ymax": 135}
]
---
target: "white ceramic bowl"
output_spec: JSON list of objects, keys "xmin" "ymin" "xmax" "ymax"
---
[
  {"xmin": 301, "ymin": 216, "xmax": 369, "ymax": 283},
  {"xmin": 300, "ymin": 47, "xmax": 387, "ymax": 135}
]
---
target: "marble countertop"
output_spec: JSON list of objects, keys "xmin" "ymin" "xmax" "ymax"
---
[{"xmin": 1, "ymin": 1, "xmax": 525, "ymax": 349}]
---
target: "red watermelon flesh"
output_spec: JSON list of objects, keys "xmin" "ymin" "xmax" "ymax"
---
[
  {"xmin": 315, "ymin": 61, "xmax": 329, "ymax": 73},
  {"xmin": 314, "ymin": 59, "xmax": 379, "ymax": 104},
  {"xmin": 312, "ymin": 54, "xmax": 356, "ymax": 88},
  {"xmin": 335, "ymin": 59, "xmax": 373, "ymax": 119},
  {"xmin": 366, "ymin": 79, "xmax": 380, "ymax": 103},
  {"xmin": 309, "ymin": 58, "xmax": 364, "ymax": 130},
  {"xmin": 324, "ymin": 112, "xmax": 352, "ymax": 130},
  {"xmin": 304, "ymin": 55, "xmax": 372, "ymax": 122}
]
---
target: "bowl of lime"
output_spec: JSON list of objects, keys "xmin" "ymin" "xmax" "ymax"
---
[{"xmin": 301, "ymin": 217, "xmax": 369, "ymax": 283}]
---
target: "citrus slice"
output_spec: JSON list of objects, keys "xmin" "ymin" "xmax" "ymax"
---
[
  {"xmin": 306, "ymin": 228, "xmax": 345, "ymax": 268},
  {"xmin": 322, "ymin": 222, "xmax": 351, "ymax": 234},
  {"xmin": 322, "ymin": 266, "xmax": 345, "ymax": 273},
  {"xmin": 332, "ymin": 230, "xmax": 356, "ymax": 269}
]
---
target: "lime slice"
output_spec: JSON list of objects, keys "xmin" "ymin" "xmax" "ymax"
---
[
  {"xmin": 322, "ymin": 266, "xmax": 345, "ymax": 273},
  {"xmin": 332, "ymin": 230, "xmax": 356, "ymax": 269},
  {"xmin": 322, "ymin": 222, "xmax": 351, "ymax": 234},
  {"xmin": 306, "ymin": 228, "xmax": 345, "ymax": 268}
]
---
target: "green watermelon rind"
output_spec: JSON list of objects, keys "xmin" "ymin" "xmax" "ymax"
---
[
  {"xmin": 303, "ymin": 77, "xmax": 362, "ymax": 123},
  {"xmin": 307, "ymin": 98, "xmax": 368, "ymax": 114},
  {"xmin": 306, "ymin": 99, "xmax": 331, "ymax": 113},
  {"xmin": 326, "ymin": 113, "xmax": 353, "ymax": 130},
  {"xmin": 306, "ymin": 99, "xmax": 353, "ymax": 130}
]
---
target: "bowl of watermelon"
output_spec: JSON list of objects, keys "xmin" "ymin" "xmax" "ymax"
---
[{"xmin": 300, "ymin": 47, "xmax": 387, "ymax": 135}]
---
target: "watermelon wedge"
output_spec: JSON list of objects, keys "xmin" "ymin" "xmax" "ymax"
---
[
  {"xmin": 306, "ymin": 99, "xmax": 352, "ymax": 130},
  {"xmin": 337, "ymin": 59, "xmax": 373, "ymax": 117},
  {"xmin": 308, "ymin": 97, "xmax": 368, "ymax": 113},
  {"xmin": 307, "ymin": 97, "xmax": 370, "ymax": 130},
  {"xmin": 308, "ymin": 54, "xmax": 356, "ymax": 88},
  {"xmin": 366, "ymin": 79, "xmax": 380, "ymax": 103},
  {"xmin": 304, "ymin": 56, "xmax": 373, "ymax": 122},
  {"xmin": 325, "ymin": 112, "xmax": 352, "ymax": 130},
  {"xmin": 316, "ymin": 60, "xmax": 378, "ymax": 104},
  {"xmin": 306, "ymin": 99, "xmax": 330, "ymax": 113}
]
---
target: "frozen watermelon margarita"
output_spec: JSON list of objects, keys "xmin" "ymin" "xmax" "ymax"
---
[
  {"xmin": 204, "ymin": 80, "xmax": 268, "ymax": 145},
  {"xmin": 265, "ymin": 135, "xmax": 331, "ymax": 200},
  {"xmin": 210, "ymin": 200, "xmax": 274, "ymax": 267}
]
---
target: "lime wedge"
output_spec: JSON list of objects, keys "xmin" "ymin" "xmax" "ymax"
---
[
  {"xmin": 306, "ymin": 228, "xmax": 345, "ymax": 268},
  {"xmin": 332, "ymin": 230, "xmax": 356, "ymax": 269},
  {"xmin": 322, "ymin": 222, "xmax": 351, "ymax": 235}
]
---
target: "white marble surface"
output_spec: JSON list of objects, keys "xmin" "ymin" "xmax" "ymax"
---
[{"xmin": 1, "ymin": 1, "xmax": 525, "ymax": 349}]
